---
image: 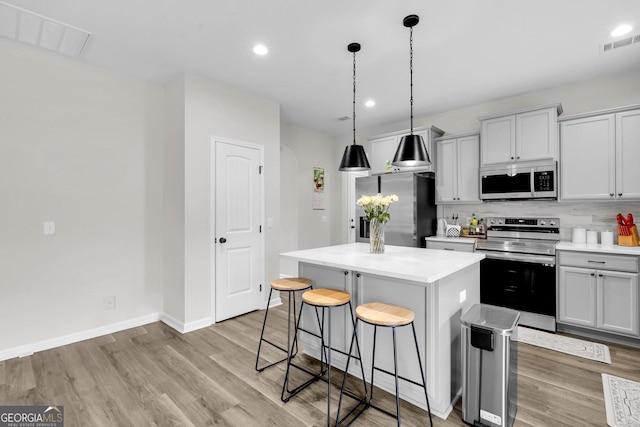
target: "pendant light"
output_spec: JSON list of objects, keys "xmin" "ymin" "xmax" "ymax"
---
[
  {"xmin": 339, "ymin": 43, "xmax": 371, "ymax": 171},
  {"xmin": 392, "ymin": 14, "xmax": 431, "ymax": 167}
]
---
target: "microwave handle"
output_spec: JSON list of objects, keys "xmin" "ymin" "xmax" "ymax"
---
[{"xmin": 529, "ymin": 167, "xmax": 535, "ymax": 196}]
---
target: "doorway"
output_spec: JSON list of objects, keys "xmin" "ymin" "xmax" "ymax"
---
[{"xmin": 211, "ymin": 137, "xmax": 264, "ymax": 322}]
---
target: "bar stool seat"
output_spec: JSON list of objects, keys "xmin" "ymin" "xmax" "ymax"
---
[
  {"xmin": 283, "ymin": 288, "xmax": 368, "ymax": 426},
  {"xmin": 337, "ymin": 301, "xmax": 433, "ymax": 426},
  {"xmin": 356, "ymin": 302, "xmax": 415, "ymax": 327},
  {"xmin": 255, "ymin": 277, "xmax": 312, "ymax": 372},
  {"xmin": 271, "ymin": 277, "xmax": 313, "ymax": 292},
  {"xmin": 302, "ymin": 288, "xmax": 351, "ymax": 306}
]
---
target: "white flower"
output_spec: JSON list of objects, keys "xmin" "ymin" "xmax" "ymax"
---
[{"xmin": 357, "ymin": 193, "xmax": 398, "ymax": 224}]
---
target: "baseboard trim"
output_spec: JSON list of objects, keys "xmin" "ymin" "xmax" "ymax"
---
[
  {"xmin": 160, "ymin": 313, "xmax": 212, "ymax": 334},
  {"xmin": 0, "ymin": 313, "xmax": 162, "ymax": 362}
]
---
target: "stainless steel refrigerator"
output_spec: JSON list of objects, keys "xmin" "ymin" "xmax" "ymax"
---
[{"xmin": 355, "ymin": 172, "xmax": 437, "ymax": 248}]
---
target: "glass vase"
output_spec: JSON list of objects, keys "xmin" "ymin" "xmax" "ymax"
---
[{"xmin": 369, "ymin": 218, "xmax": 385, "ymax": 254}]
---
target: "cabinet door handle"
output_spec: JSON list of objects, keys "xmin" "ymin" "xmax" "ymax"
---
[
  {"xmin": 344, "ymin": 271, "xmax": 349, "ymax": 276},
  {"xmin": 587, "ymin": 260, "xmax": 606, "ymax": 264},
  {"xmin": 610, "ymin": 193, "xmax": 614, "ymax": 197},
  {"xmin": 618, "ymin": 193, "xmax": 623, "ymax": 197},
  {"xmin": 590, "ymin": 273, "xmax": 595, "ymax": 276},
  {"xmin": 444, "ymin": 248, "xmax": 454, "ymax": 251},
  {"xmin": 598, "ymin": 274, "xmax": 603, "ymax": 277},
  {"xmin": 356, "ymin": 273, "xmax": 361, "ymax": 278}
]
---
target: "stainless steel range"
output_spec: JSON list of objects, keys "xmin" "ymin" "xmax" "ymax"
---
[{"xmin": 476, "ymin": 217, "xmax": 560, "ymax": 332}]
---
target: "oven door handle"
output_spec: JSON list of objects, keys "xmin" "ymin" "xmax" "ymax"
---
[{"xmin": 479, "ymin": 250, "xmax": 556, "ymax": 265}]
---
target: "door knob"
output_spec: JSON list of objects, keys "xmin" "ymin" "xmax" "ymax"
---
[{"xmin": 219, "ymin": 237, "xmax": 227, "ymax": 243}]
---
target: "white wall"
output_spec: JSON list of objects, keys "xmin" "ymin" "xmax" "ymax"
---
[
  {"xmin": 163, "ymin": 75, "xmax": 186, "ymax": 322},
  {"xmin": 280, "ymin": 123, "xmax": 340, "ymax": 277},
  {"xmin": 338, "ymin": 69, "xmax": 640, "ymax": 242},
  {"xmin": 181, "ymin": 72, "xmax": 280, "ymax": 322},
  {"xmin": 0, "ymin": 41, "xmax": 164, "ymax": 353}
]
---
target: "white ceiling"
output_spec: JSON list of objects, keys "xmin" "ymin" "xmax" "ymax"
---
[{"xmin": 3, "ymin": 0, "xmax": 640, "ymax": 136}]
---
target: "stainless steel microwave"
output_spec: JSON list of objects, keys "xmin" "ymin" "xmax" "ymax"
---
[{"xmin": 480, "ymin": 161, "xmax": 557, "ymax": 200}]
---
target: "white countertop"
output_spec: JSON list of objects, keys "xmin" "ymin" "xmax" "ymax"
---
[
  {"xmin": 280, "ymin": 243, "xmax": 485, "ymax": 284},
  {"xmin": 425, "ymin": 236, "xmax": 477, "ymax": 244},
  {"xmin": 557, "ymin": 242, "xmax": 640, "ymax": 256}
]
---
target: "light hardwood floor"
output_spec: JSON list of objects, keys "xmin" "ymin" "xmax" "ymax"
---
[{"xmin": 1, "ymin": 303, "xmax": 639, "ymax": 426}]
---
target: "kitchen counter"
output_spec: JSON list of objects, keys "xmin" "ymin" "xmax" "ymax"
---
[
  {"xmin": 281, "ymin": 242, "xmax": 484, "ymax": 283},
  {"xmin": 280, "ymin": 243, "xmax": 484, "ymax": 420},
  {"xmin": 557, "ymin": 242, "xmax": 640, "ymax": 256}
]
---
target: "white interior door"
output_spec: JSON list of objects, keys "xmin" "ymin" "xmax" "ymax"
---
[{"xmin": 213, "ymin": 138, "xmax": 264, "ymax": 322}]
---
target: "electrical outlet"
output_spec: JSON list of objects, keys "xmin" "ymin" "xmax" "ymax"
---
[
  {"xmin": 103, "ymin": 296, "xmax": 116, "ymax": 310},
  {"xmin": 44, "ymin": 221, "xmax": 55, "ymax": 235}
]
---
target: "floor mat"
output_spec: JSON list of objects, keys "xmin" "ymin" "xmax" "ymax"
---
[
  {"xmin": 602, "ymin": 373, "xmax": 640, "ymax": 427},
  {"xmin": 514, "ymin": 326, "xmax": 611, "ymax": 364}
]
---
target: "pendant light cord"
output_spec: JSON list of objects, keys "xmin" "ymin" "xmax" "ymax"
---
[
  {"xmin": 352, "ymin": 49, "xmax": 357, "ymax": 144},
  {"xmin": 409, "ymin": 25, "xmax": 414, "ymax": 135}
]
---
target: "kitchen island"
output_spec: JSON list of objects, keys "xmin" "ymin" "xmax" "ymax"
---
[{"xmin": 280, "ymin": 243, "xmax": 484, "ymax": 420}]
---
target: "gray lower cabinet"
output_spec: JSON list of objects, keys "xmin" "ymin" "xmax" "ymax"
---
[{"xmin": 557, "ymin": 251, "xmax": 639, "ymax": 337}]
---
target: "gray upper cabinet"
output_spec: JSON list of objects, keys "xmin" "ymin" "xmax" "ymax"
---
[
  {"xmin": 435, "ymin": 133, "xmax": 480, "ymax": 204},
  {"xmin": 560, "ymin": 106, "xmax": 640, "ymax": 201},
  {"xmin": 479, "ymin": 104, "xmax": 562, "ymax": 166},
  {"xmin": 367, "ymin": 126, "xmax": 444, "ymax": 175}
]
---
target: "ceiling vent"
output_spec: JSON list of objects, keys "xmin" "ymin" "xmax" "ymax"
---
[
  {"xmin": 0, "ymin": 1, "xmax": 91, "ymax": 57},
  {"xmin": 600, "ymin": 34, "xmax": 640, "ymax": 53}
]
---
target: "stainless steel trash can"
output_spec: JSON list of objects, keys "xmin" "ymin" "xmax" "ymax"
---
[{"xmin": 461, "ymin": 303, "xmax": 520, "ymax": 427}]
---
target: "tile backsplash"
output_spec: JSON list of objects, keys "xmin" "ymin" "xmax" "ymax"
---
[{"xmin": 442, "ymin": 200, "xmax": 640, "ymax": 242}]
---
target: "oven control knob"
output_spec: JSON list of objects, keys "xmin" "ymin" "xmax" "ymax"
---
[
  {"xmin": 540, "ymin": 220, "xmax": 546, "ymax": 226},
  {"xmin": 550, "ymin": 220, "xmax": 556, "ymax": 226},
  {"xmin": 490, "ymin": 219, "xmax": 496, "ymax": 224},
  {"xmin": 498, "ymin": 219, "xmax": 504, "ymax": 224}
]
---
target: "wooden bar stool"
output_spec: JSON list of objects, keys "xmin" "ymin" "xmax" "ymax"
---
[
  {"xmin": 282, "ymin": 288, "xmax": 368, "ymax": 426},
  {"xmin": 255, "ymin": 277, "xmax": 312, "ymax": 372},
  {"xmin": 337, "ymin": 302, "xmax": 433, "ymax": 427}
]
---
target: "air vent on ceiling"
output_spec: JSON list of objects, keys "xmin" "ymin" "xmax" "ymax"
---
[
  {"xmin": 0, "ymin": 1, "xmax": 91, "ymax": 57},
  {"xmin": 337, "ymin": 116, "xmax": 351, "ymax": 121},
  {"xmin": 601, "ymin": 34, "xmax": 640, "ymax": 53}
]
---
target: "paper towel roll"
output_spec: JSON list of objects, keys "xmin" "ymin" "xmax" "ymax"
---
[
  {"xmin": 572, "ymin": 227, "xmax": 586, "ymax": 243},
  {"xmin": 586, "ymin": 230, "xmax": 598, "ymax": 245},
  {"xmin": 601, "ymin": 230, "xmax": 614, "ymax": 246}
]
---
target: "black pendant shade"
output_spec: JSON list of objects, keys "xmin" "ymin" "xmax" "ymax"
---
[
  {"xmin": 392, "ymin": 14, "xmax": 431, "ymax": 167},
  {"xmin": 339, "ymin": 144, "xmax": 370, "ymax": 171},
  {"xmin": 339, "ymin": 42, "xmax": 371, "ymax": 172},
  {"xmin": 392, "ymin": 133, "xmax": 430, "ymax": 167}
]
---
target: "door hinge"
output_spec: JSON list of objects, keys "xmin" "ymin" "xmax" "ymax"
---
[
  {"xmin": 259, "ymin": 225, "xmax": 262, "ymax": 233},
  {"xmin": 259, "ymin": 165, "xmax": 263, "ymax": 174}
]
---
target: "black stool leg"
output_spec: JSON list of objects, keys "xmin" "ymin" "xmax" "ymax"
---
[
  {"xmin": 412, "ymin": 322, "xmax": 433, "ymax": 427},
  {"xmin": 281, "ymin": 301, "xmax": 328, "ymax": 402},
  {"xmin": 336, "ymin": 308, "xmax": 369, "ymax": 426},
  {"xmin": 370, "ymin": 325, "xmax": 378, "ymax": 403},
  {"xmin": 255, "ymin": 288, "xmax": 275, "ymax": 371},
  {"xmin": 326, "ymin": 307, "xmax": 332, "ymax": 427},
  {"xmin": 392, "ymin": 326, "xmax": 401, "ymax": 427}
]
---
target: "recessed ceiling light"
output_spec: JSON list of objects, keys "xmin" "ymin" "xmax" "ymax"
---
[
  {"xmin": 365, "ymin": 100, "xmax": 376, "ymax": 108},
  {"xmin": 611, "ymin": 24, "xmax": 633, "ymax": 37},
  {"xmin": 253, "ymin": 44, "xmax": 268, "ymax": 55}
]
